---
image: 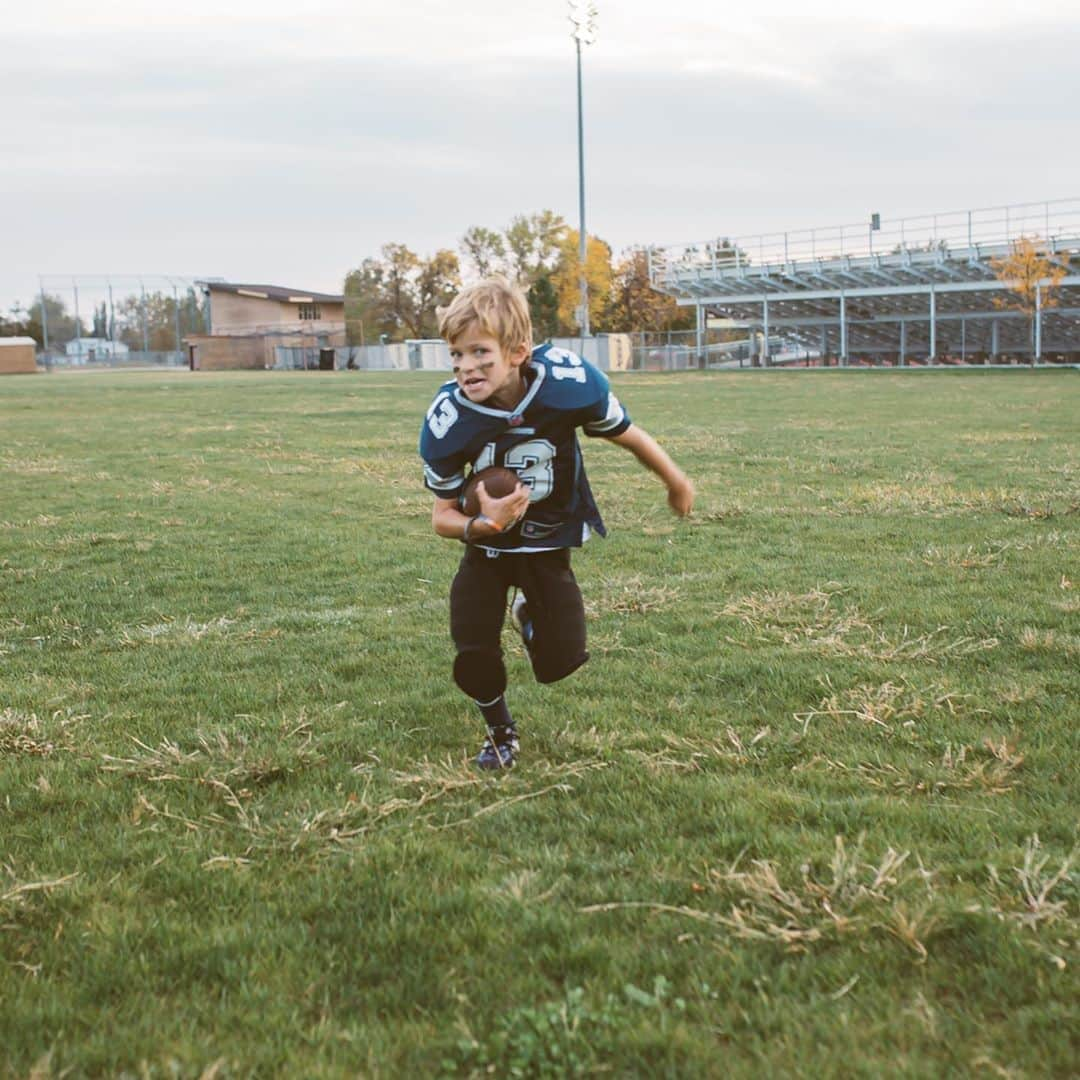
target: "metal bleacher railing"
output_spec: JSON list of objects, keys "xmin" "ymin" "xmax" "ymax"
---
[{"xmin": 648, "ymin": 197, "xmax": 1080, "ymax": 291}]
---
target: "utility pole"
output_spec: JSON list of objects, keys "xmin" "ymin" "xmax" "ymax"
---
[{"xmin": 569, "ymin": 2, "xmax": 597, "ymax": 339}]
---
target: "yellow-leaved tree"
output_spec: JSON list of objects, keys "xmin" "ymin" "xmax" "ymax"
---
[
  {"xmin": 551, "ymin": 229, "xmax": 613, "ymax": 335},
  {"xmin": 991, "ymin": 236, "xmax": 1067, "ymax": 364}
]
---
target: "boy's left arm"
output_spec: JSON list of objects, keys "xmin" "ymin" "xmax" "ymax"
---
[{"xmin": 607, "ymin": 424, "xmax": 695, "ymax": 517}]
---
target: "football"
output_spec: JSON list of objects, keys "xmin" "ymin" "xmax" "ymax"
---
[{"xmin": 460, "ymin": 466, "xmax": 522, "ymax": 516}]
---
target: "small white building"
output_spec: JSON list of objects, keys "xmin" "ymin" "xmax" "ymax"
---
[{"xmin": 65, "ymin": 337, "xmax": 130, "ymax": 364}]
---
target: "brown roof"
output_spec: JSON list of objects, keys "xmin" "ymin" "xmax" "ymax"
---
[{"xmin": 198, "ymin": 281, "xmax": 344, "ymax": 303}]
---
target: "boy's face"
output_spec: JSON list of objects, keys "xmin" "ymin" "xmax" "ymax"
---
[{"xmin": 449, "ymin": 325, "xmax": 529, "ymax": 408}]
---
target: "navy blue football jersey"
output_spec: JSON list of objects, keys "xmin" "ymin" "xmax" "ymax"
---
[{"xmin": 419, "ymin": 345, "xmax": 632, "ymax": 552}]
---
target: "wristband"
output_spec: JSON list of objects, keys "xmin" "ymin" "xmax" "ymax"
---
[{"xmin": 462, "ymin": 514, "xmax": 502, "ymax": 544}]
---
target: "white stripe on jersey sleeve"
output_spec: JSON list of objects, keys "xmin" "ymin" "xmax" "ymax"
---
[
  {"xmin": 583, "ymin": 392, "xmax": 627, "ymax": 435},
  {"xmin": 424, "ymin": 463, "xmax": 464, "ymax": 495}
]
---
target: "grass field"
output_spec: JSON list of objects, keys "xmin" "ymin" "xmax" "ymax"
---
[{"xmin": 1, "ymin": 368, "xmax": 1077, "ymax": 1078}]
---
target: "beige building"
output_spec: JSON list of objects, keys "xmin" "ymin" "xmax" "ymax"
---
[
  {"xmin": 0, "ymin": 337, "xmax": 38, "ymax": 374},
  {"xmin": 186, "ymin": 282, "xmax": 345, "ymax": 370}
]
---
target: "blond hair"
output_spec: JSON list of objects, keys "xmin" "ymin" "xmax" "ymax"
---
[{"xmin": 438, "ymin": 276, "xmax": 532, "ymax": 354}]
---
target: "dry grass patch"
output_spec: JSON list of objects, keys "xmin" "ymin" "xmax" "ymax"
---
[
  {"xmin": 837, "ymin": 625, "xmax": 998, "ymax": 663},
  {"xmin": 836, "ymin": 738, "xmax": 1024, "ymax": 796},
  {"xmin": 973, "ymin": 836, "xmax": 1079, "ymax": 971},
  {"xmin": 118, "ymin": 615, "xmax": 239, "ymax": 646},
  {"xmin": 794, "ymin": 677, "xmax": 965, "ymax": 736},
  {"xmin": 720, "ymin": 586, "xmax": 857, "ymax": 638},
  {"xmin": 917, "ymin": 543, "xmax": 1008, "ymax": 570},
  {"xmin": 0, "ymin": 514, "xmax": 63, "ymax": 530},
  {"xmin": 0, "ymin": 454, "xmax": 73, "ymax": 476},
  {"xmin": 960, "ymin": 432, "xmax": 1042, "ymax": 445},
  {"xmin": 1, "ymin": 865, "xmax": 79, "ymax": 913},
  {"xmin": 584, "ymin": 626, "xmax": 645, "ymax": 656},
  {"xmin": 999, "ymin": 500, "xmax": 1074, "ymax": 520},
  {"xmin": 126, "ymin": 753, "xmax": 608, "ymax": 862},
  {"xmin": 1018, "ymin": 627, "xmax": 1080, "ymax": 657},
  {"xmin": 181, "ymin": 475, "xmax": 247, "ymax": 495},
  {"xmin": 0, "ymin": 708, "xmax": 83, "ymax": 757},
  {"xmin": 584, "ymin": 835, "xmax": 939, "ymax": 958},
  {"xmin": 840, "ymin": 481, "xmax": 1012, "ymax": 515},
  {"xmin": 689, "ymin": 502, "xmax": 747, "ymax": 524},
  {"xmin": 102, "ymin": 726, "xmax": 322, "ymax": 789},
  {"xmin": 722, "ymin": 589, "xmax": 998, "ymax": 661},
  {"xmin": 586, "ymin": 574, "xmax": 681, "ymax": 616},
  {"xmin": 487, "ymin": 869, "xmax": 566, "ymax": 906},
  {"xmin": 984, "ymin": 835, "xmax": 1076, "ymax": 934},
  {"xmin": 630, "ymin": 727, "xmax": 769, "ymax": 772}
]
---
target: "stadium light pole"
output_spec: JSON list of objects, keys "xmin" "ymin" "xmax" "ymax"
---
[{"xmin": 569, "ymin": 2, "xmax": 597, "ymax": 339}]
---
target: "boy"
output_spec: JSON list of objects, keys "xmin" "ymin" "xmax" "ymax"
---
[{"xmin": 419, "ymin": 277, "xmax": 693, "ymax": 769}]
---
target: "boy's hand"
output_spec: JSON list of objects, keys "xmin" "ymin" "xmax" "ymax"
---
[
  {"xmin": 667, "ymin": 474, "xmax": 695, "ymax": 517},
  {"xmin": 477, "ymin": 481, "xmax": 530, "ymax": 530}
]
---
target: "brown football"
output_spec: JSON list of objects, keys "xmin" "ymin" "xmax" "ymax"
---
[{"xmin": 460, "ymin": 466, "xmax": 521, "ymax": 516}]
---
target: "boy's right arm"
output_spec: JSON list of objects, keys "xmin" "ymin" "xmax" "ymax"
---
[{"xmin": 431, "ymin": 483, "xmax": 531, "ymax": 542}]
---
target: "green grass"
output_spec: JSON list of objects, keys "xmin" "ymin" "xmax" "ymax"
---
[{"xmin": 1, "ymin": 368, "xmax": 1077, "ymax": 1078}]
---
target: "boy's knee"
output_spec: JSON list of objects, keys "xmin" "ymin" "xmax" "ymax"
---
[
  {"xmin": 532, "ymin": 649, "xmax": 589, "ymax": 685},
  {"xmin": 453, "ymin": 648, "xmax": 507, "ymax": 702}
]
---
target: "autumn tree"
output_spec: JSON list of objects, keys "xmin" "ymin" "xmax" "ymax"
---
[
  {"xmin": 349, "ymin": 209, "xmax": 624, "ymax": 342},
  {"xmin": 605, "ymin": 249, "xmax": 693, "ymax": 333},
  {"xmin": 550, "ymin": 228, "xmax": 614, "ymax": 335},
  {"xmin": 991, "ymin": 236, "xmax": 1067, "ymax": 364},
  {"xmin": 412, "ymin": 249, "xmax": 461, "ymax": 338},
  {"xmin": 344, "ymin": 245, "xmax": 461, "ymax": 342}
]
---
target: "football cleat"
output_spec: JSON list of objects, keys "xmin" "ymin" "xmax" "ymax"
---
[
  {"xmin": 475, "ymin": 727, "xmax": 519, "ymax": 770},
  {"xmin": 510, "ymin": 592, "xmax": 535, "ymax": 648}
]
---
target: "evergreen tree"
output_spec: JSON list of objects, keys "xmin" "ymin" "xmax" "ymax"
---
[{"xmin": 528, "ymin": 273, "xmax": 560, "ymax": 343}]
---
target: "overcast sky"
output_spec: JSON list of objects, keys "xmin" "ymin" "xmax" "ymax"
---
[{"xmin": 4, "ymin": 0, "xmax": 1079, "ymax": 309}]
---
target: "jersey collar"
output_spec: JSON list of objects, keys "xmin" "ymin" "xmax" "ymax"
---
[{"xmin": 452, "ymin": 360, "xmax": 546, "ymax": 420}]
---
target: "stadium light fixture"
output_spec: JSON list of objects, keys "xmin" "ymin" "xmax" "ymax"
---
[{"xmin": 569, "ymin": 1, "xmax": 597, "ymax": 338}]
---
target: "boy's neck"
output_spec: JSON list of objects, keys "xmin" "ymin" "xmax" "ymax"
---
[{"xmin": 490, "ymin": 366, "xmax": 530, "ymax": 412}]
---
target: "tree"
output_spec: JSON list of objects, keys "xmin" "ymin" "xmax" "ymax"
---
[
  {"xmin": 344, "ymin": 258, "xmax": 390, "ymax": 345},
  {"xmin": 991, "ymin": 236, "xmax": 1067, "ymax": 364},
  {"xmin": 604, "ymin": 249, "xmax": 693, "ymax": 333},
  {"xmin": 413, "ymin": 249, "xmax": 461, "ymax": 338},
  {"xmin": 550, "ymin": 228, "xmax": 614, "ymax": 335},
  {"xmin": 504, "ymin": 210, "xmax": 567, "ymax": 287},
  {"xmin": 460, "ymin": 226, "xmax": 507, "ymax": 280},
  {"xmin": 380, "ymin": 243, "xmax": 422, "ymax": 338},
  {"xmin": 0, "ymin": 306, "xmax": 23, "ymax": 338},
  {"xmin": 16, "ymin": 294, "xmax": 81, "ymax": 347},
  {"xmin": 343, "ymin": 245, "xmax": 462, "ymax": 342},
  {"xmin": 112, "ymin": 289, "xmax": 206, "ymax": 351},
  {"xmin": 527, "ymin": 272, "xmax": 560, "ymax": 343}
]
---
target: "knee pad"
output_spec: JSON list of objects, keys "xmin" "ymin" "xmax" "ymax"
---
[{"xmin": 453, "ymin": 648, "xmax": 506, "ymax": 702}]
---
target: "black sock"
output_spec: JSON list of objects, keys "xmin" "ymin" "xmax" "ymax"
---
[{"xmin": 475, "ymin": 695, "xmax": 515, "ymax": 740}]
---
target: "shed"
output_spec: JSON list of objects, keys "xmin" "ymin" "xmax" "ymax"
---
[{"xmin": 0, "ymin": 337, "xmax": 38, "ymax": 374}]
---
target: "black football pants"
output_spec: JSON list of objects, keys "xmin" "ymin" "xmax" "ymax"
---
[{"xmin": 449, "ymin": 546, "xmax": 589, "ymax": 702}]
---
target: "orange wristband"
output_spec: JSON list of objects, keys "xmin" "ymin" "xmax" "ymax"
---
[{"xmin": 462, "ymin": 514, "xmax": 502, "ymax": 544}]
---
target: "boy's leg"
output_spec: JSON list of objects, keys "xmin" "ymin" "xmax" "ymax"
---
[
  {"xmin": 450, "ymin": 548, "xmax": 518, "ymax": 768},
  {"xmin": 516, "ymin": 549, "xmax": 589, "ymax": 685}
]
